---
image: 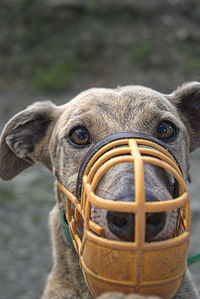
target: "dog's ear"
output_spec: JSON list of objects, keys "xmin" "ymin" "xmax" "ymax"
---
[
  {"xmin": 168, "ymin": 81, "xmax": 200, "ymax": 152},
  {"xmin": 0, "ymin": 101, "xmax": 58, "ymax": 180}
]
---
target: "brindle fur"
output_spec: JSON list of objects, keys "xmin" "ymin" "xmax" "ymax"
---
[{"xmin": 0, "ymin": 83, "xmax": 200, "ymax": 299}]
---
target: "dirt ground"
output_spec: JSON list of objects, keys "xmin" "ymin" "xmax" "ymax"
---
[{"xmin": 0, "ymin": 1, "xmax": 200, "ymax": 298}]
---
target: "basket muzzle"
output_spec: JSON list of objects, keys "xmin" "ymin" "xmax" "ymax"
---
[{"xmin": 57, "ymin": 132, "xmax": 190, "ymax": 299}]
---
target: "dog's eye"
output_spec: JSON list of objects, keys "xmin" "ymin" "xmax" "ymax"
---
[
  {"xmin": 68, "ymin": 126, "xmax": 91, "ymax": 147},
  {"xmin": 157, "ymin": 121, "xmax": 177, "ymax": 141}
]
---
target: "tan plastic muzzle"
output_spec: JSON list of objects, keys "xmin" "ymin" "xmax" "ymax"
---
[{"xmin": 57, "ymin": 133, "xmax": 190, "ymax": 299}]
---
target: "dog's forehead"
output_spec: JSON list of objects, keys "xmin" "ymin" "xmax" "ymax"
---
[
  {"xmin": 69, "ymin": 85, "xmax": 173, "ymax": 113},
  {"xmin": 57, "ymin": 86, "xmax": 180, "ymax": 138}
]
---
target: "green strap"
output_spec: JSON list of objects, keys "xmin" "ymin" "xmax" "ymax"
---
[
  {"xmin": 59, "ymin": 209, "xmax": 74, "ymax": 246},
  {"xmin": 187, "ymin": 253, "xmax": 200, "ymax": 266}
]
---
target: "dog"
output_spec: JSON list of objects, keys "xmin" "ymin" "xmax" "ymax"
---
[{"xmin": 0, "ymin": 82, "xmax": 200, "ymax": 299}]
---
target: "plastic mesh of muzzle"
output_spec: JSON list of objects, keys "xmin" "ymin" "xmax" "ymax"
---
[
  {"xmin": 57, "ymin": 137, "xmax": 190, "ymax": 298},
  {"xmin": 80, "ymin": 138, "xmax": 189, "ymax": 239}
]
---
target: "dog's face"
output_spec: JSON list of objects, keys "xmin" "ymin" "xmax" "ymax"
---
[
  {"xmin": 52, "ymin": 86, "xmax": 190, "ymax": 241},
  {"xmin": 1, "ymin": 83, "xmax": 200, "ymax": 242}
]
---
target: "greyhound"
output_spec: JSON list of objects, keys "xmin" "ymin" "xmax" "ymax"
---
[{"xmin": 0, "ymin": 82, "xmax": 200, "ymax": 299}]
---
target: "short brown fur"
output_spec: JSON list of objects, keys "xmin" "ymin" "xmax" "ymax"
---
[{"xmin": 0, "ymin": 83, "xmax": 200, "ymax": 299}]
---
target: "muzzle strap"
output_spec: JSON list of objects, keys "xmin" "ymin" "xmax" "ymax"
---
[{"xmin": 187, "ymin": 252, "xmax": 200, "ymax": 266}]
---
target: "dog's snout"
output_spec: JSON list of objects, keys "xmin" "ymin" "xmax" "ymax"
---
[{"xmin": 106, "ymin": 191, "xmax": 167, "ymax": 242}]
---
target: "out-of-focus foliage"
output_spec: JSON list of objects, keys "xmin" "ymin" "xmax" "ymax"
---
[{"xmin": 0, "ymin": 0, "xmax": 199, "ymax": 92}]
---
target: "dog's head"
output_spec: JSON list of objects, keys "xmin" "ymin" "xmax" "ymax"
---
[{"xmin": 0, "ymin": 82, "xmax": 199, "ymax": 242}]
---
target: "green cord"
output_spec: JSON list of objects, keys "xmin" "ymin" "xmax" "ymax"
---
[
  {"xmin": 59, "ymin": 209, "xmax": 74, "ymax": 246},
  {"xmin": 187, "ymin": 253, "xmax": 200, "ymax": 266}
]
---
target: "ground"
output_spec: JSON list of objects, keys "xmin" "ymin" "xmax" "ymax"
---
[{"xmin": 0, "ymin": 1, "xmax": 200, "ymax": 298}]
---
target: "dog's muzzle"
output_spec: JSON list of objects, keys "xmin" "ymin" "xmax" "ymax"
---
[{"xmin": 57, "ymin": 132, "xmax": 190, "ymax": 299}]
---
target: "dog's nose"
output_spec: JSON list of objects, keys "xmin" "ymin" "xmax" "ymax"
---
[
  {"xmin": 106, "ymin": 211, "xmax": 135, "ymax": 241},
  {"xmin": 106, "ymin": 191, "xmax": 167, "ymax": 242}
]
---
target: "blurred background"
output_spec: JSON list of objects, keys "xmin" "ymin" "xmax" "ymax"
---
[{"xmin": 0, "ymin": 1, "xmax": 200, "ymax": 298}]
